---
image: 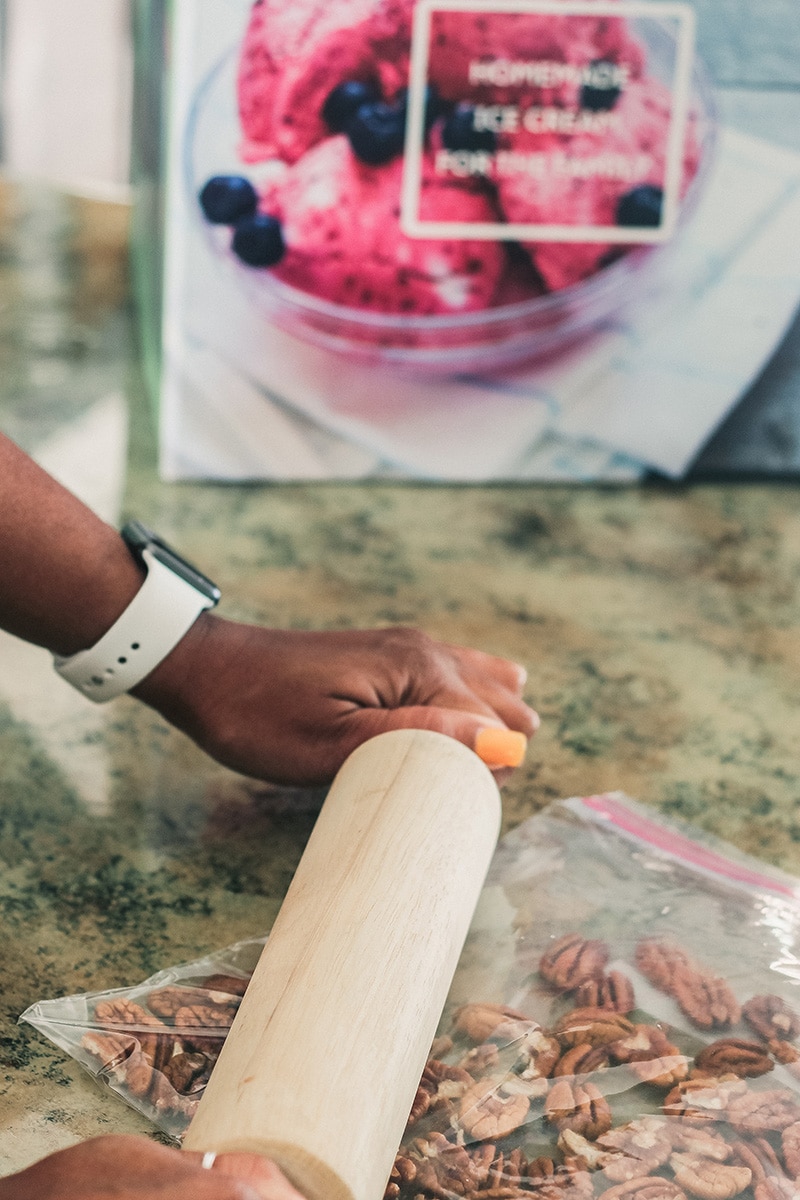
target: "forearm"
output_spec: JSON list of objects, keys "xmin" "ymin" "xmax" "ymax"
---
[
  {"xmin": 0, "ymin": 433, "xmax": 536, "ymax": 786},
  {"xmin": 0, "ymin": 432, "xmax": 144, "ymax": 656}
]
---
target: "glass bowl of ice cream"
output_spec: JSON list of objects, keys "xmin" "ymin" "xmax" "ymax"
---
[{"xmin": 189, "ymin": 0, "xmax": 717, "ymax": 375}]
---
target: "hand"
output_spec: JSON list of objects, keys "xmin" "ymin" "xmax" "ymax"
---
[
  {"xmin": 134, "ymin": 620, "xmax": 539, "ymax": 786},
  {"xmin": 0, "ymin": 1136, "xmax": 305, "ymax": 1200}
]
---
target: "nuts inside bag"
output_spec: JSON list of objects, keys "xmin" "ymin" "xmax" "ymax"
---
[{"xmin": 21, "ymin": 794, "xmax": 800, "ymax": 1197}]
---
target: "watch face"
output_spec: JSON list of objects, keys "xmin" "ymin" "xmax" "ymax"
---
[{"xmin": 121, "ymin": 521, "xmax": 221, "ymax": 606}]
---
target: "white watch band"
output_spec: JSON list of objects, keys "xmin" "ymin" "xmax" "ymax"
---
[{"xmin": 53, "ymin": 548, "xmax": 216, "ymax": 702}]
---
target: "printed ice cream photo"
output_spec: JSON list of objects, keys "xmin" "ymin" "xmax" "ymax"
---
[
  {"xmin": 157, "ymin": 0, "xmax": 800, "ymax": 483},
  {"xmin": 192, "ymin": 0, "xmax": 712, "ymax": 371}
]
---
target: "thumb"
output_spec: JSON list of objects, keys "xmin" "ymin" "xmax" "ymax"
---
[{"xmin": 346, "ymin": 705, "xmax": 528, "ymax": 768}]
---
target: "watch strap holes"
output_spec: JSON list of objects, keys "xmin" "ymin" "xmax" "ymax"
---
[{"xmin": 86, "ymin": 645, "xmax": 142, "ymax": 687}]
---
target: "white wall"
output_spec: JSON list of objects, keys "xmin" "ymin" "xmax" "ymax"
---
[{"xmin": 1, "ymin": 0, "xmax": 133, "ymax": 199}]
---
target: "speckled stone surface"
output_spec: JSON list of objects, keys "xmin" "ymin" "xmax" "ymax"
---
[{"xmin": 0, "ymin": 181, "xmax": 799, "ymax": 1175}]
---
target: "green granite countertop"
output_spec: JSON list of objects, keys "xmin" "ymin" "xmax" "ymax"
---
[{"xmin": 0, "ymin": 181, "xmax": 799, "ymax": 1174}]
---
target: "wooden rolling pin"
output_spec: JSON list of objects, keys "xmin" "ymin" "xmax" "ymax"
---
[{"xmin": 183, "ymin": 728, "xmax": 502, "ymax": 1200}]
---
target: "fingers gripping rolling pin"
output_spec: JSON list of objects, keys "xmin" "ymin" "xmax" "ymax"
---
[{"xmin": 183, "ymin": 728, "xmax": 502, "ymax": 1200}]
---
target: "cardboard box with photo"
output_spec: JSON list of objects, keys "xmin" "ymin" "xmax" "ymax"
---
[{"xmin": 141, "ymin": 0, "xmax": 800, "ymax": 481}]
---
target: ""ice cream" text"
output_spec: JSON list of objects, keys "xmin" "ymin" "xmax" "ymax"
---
[{"xmin": 472, "ymin": 104, "xmax": 620, "ymax": 135}]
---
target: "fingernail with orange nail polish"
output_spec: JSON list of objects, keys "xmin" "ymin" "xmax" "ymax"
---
[{"xmin": 475, "ymin": 727, "xmax": 528, "ymax": 768}]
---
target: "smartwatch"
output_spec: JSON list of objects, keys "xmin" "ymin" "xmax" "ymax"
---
[{"xmin": 53, "ymin": 520, "xmax": 221, "ymax": 702}]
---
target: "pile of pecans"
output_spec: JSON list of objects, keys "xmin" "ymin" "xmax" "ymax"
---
[
  {"xmin": 77, "ymin": 931, "xmax": 800, "ymax": 1199},
  {"xmin": 386, "ymin": 933, "xmax": 800, "ymax": 1200},
  {"xmin": 79, "ymin": 972, "xmax": 248, "ymax": 1135}
]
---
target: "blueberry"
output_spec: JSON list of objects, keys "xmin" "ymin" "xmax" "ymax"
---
[
  {"xmin": 580, "ymin": 60, "xmax": 624, "ymax": 112},
  {"xmin": 347, "ymin": 101, "xmax": 407, "ymax": 165},
  {"xmin": 616, "ymin": 185, "xmax": 664, "ymax": 228},
  {"xmin": 442, "ymin": 105, "xmax": 496, "ymax": 153},
  {"xmin": 231, "ymin": 214, "xmax": 285, "ymax": 267},
  {"xmin": 322, "ymin": 80, "xmax": 379, "ymax": 133},
  {"xmin": 199, "ymin": 175, "xmax": 258, "ymax": 224}
]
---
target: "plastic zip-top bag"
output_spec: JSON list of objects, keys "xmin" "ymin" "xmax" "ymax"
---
[
  {"xmin": 22, "ymin": 934, "xmax": 266, "ymax": 1141},
  {"xmin": 22, "ymin": 794, "xmax": 800, "ymax": 1198}
]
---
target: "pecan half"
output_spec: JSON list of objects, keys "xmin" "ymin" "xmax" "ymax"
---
[
  {"xmin": 669, "ymin": 1154, "xmax": 751, "ymax": 1200},
  {"xmin": 498, "ymin": 1075, "xmax": 549, "ymax": 1100},
  {"xmin": 635, "ymin": 939, "xmax": 692, "ymax": 991},
  {"xmin": 464, "ymin": 1144, "xmax": 497, "ymax": 1191},
  {"xmin": 527, "ymin": 1157, "xmax": 558, "ymax": 1180},
  {"xmin": 514, "ymin": 1028, "xmax": 561, "ymax": 1080},
  {"xmin": 730, "ymin": 1137, "xmax": 782, "ymax": 1185},
  {"xmin": 727, "ymin": 1088, "xmax": 800, "ymax": 1134},
  {"xmin": 454, "ymin": 1003, "xmax": 533, "ymax": 1044},
  {"xmin": 597, "ymin": 1117, "xmax": 673, "ymax": 1182},
  {"xmin": 631, "ymin": 1055, "xmax": 690, "ymax": 1089},
  {"xmin": 148, "ymin": 985, "xmax": 239, "ymax": 1021},
  {"xmin": 558, "ymin": 1129, "xmax": 617, "ymax": 1172},
  {"xmin": 94, "ymin": 998, "xmax": 153, "ymax": 1027},
  {"xmin": 410, "ymin": 1058, "xmax": 474, "ymax": 1122},
  {"xmin": 202, "ymin": 972, "xmax": 251, "ymax": 997},
  {"xmin": 634, "ymin": 941, "xmax": 740, "ymax": 1031},
  {"xmin": 384, "ymin": 1154, "xmax": 417, "ymax": 1200},
  {"xmin": 669, "ymin": 1128, "xmax": 731, "ymax": 1163},
  {"xmin": 173, "ymin": 1003, "xmax": 232, "ymax": 1054},
  {"xmin": 539, "ymin": 934, "xmax": 609, "ymax": 990},
  {"xmin": 525, "ymin": 1162, "xmax": 593, "ymax": 1200},
  {"xmin": 459, "ymin": 1078, "xmax": 531, "ymax": 1141},
  {"xmin": 93, "ymin": 998, "xmax": 170, "ymax": 1068},
  {"xmin": 162, "ymin": 1050, "xmax": 211, "ymax": 1096},
  {"xmin": 147, "ymin": 987, "xmax": 200, "ymax": 1019},
  {"xmin": 754, "ymin": 1182, "xmax": 800, "ymax": 1200},
  {"xmin": 671, "ymin": 970, "xmax": 741, "ymax": 1032},
  {"xmin": 81, "ymin": 1029, "xmax": 137, "ymax": 1071},
  {"xmin": 545, "ymin": 1079, "xmax": 612, "ymax": 1139},
  {"xmin": 148, "ymin": 1068, "xmax": 199, "ymax": 1119},
  {"xmin": 555, "ymin": 1009, "xmax": 636, "ymax": 1049},
  {"xmin": 108, "ymin": 1047, "xmax": 156, "ymax": 1099},
  {"xmin": 412, "ymin": 1132, "xmax": 477, "ymax": 1196},
  {"xmin": 459, "ymin": 1044, "xmax": 501, "ymax": 1076},
  {"xmin": 694, "ymin": 1039, "xmax": 774, "ymax": 1079},
  {"xmin": 463, "ymin": 1145, "xmax": 535, "ymax": 1197},
  {"xmin": 598, "ymin": 1179, "xmax": 687, "ymax": 1200},
  {"xmin": 768, "ymin": 1039, "xmax": 800, "ymax": 1067},
  {"xmin": 408, "ymin": 1082, "xmax": 433, "ymax": 1125},
  {"xmin": 662, "ymin": 1076, "xmax": 748, "ymax": 1122},
  {"xmin": 782, "ymin": 1120, "xmax": 800, "ymax": 1178},
  {"xmin": 742, "ymin": 996, "xmax": 800, "ymax": 1044},
  {"xmin": 729, "ymin": 1141, "xmax": 765, "ymax": 1186},
  {"xmin": 575, "ymin": 972, "xmax": 636, "ymax": 1014},
  {"xmin": 423, "ymin": 1060, "xmax": 474, "ymax": 1089},
  {"xmin": 553, "ymin": 1043, "xmax": 611, "ymax": 1078},
  {"xmin": 610, "ymin": 1024, "xmax": 678, "ymax": 1064}
]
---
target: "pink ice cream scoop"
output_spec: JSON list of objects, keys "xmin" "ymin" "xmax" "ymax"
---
[
  {"xmin": 210, "ymin": 0, "xmax": 711, "ymax": 361},
  {"xmin": 259, "ymin": 135, "xmax": 506, "ymax": 315},
  {"xmin": 238, "ymin": 0, "xmax": 415, "ymax": 165},
  {"xmin": 496, "ymin": 78, "xmax": 701, "ymax": 291}
]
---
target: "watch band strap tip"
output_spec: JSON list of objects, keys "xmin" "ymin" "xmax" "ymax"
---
[{"xmin": 53, "ymin": 548, "xmax": 215, "ymax": 702}]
